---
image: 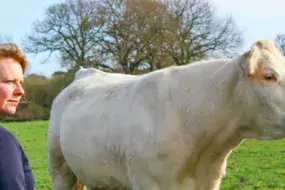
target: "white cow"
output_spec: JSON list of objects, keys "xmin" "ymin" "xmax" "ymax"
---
[{"xmin": 48, "ymin": 40, "xmax": 285, "ymax": 190}]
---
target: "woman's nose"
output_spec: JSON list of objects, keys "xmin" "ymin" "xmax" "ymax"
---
[{"xmin": 14, "ymin": 83, "xmax": 25, "ymax": 96}]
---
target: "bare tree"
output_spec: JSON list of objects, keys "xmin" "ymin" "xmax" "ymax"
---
[
  {"xmin": 98, "ymin": 0, "xmax": 243, "ymax": 74},
  {"xmin": 163, "ymin": 0, "xmax": 243, "ymax": 65},
  {"xmin": 23, "ymin": 0, "xmax": 108, "ymax": 72},
  {"xmin": 275, "ymin": 34, "xmax": 285, "ymax": 55},
  {"xmin": 23, "ymin": 0, "xmax": 243, "ymax": 75},
  {"xmin": 98, "ymin": 0, "xmax": 174, "ymax": 74}
]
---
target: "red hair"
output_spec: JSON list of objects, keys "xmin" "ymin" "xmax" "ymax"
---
[{"xmin": 0, "ymin": 43, "xmax": 27, "ymax": 73}]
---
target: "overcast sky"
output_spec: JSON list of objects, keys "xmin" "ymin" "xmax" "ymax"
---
[
  {"xmin": 211, "ymin": 0, "xmax": 285, "ymax": 49},
  {"xmin": 1, "ymin": 0, "xmax": 285, "ymax": 77}
]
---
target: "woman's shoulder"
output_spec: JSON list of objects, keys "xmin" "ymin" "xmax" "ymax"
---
[{"xmin": 0, "ymin": 125, "xmax": 18, "ymax": 144}]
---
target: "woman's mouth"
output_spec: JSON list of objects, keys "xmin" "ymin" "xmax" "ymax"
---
[{"xmin": 7, "ymin": 100, "xmax": 18, "ymax": 105}]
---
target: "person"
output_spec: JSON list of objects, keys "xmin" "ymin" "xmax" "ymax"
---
[{"xmin": 0, "ymin": 43, "xmax": 34, "ymax": 189}]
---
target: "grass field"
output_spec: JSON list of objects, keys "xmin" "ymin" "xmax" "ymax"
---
[{"xmin": 2, "ymin": 120, "xmax": 285, "ymax": 190}]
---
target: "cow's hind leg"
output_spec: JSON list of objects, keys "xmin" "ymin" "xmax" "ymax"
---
[{"xmin": 48, "ymin": 132, "xmax": 78, "ymax": 190}]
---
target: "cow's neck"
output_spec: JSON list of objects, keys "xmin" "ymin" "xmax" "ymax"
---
[{"xmin": 167, "ymin": 59, "xmax": 248, "ymax": 189}]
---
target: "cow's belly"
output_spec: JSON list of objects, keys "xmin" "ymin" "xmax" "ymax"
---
[
  {"xmin": 71, "ymin": 154, "xmax": 131, "ymax": 188},
  {"xmin": 60, "ymin": 122, "xmax": 132, "ymax": 188},
  {"xmin": 59, "ymin": 118, "xmax": 197, "ymax": 189},
  {"xmin": 58, "ymin": 96, "xmax": 170, "ymax": 188},
  {"xmin": 75, "ymin": 158, "xmax": 130, "ymax": 188},
  {"xmin": 58, "ymin": 109, "xmax": 158, "ymax": 188}
]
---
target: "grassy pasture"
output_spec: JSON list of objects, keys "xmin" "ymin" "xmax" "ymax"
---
[{"xmin": 2, "ymin": 120, "xmax": 285, "ymax": 190}]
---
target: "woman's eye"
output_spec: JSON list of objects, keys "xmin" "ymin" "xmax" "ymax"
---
[{"xmin": 4, "ymin": 80, "xmax": 16, "ymax": 85}]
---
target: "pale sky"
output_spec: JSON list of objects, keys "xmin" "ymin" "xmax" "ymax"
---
[{"xmin": 1, "ymin": 0, "xmax": 285, "ymax": 78}]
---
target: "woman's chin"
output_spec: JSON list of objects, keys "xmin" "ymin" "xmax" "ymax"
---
[{"xmin": 2, "ymin": 107, "xmax": 17, "ymax": 115}]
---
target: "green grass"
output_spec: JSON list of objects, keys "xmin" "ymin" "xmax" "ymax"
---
[
  {"xmin": 2, "ymin": 120, "xmax": 285, "ymax": 190},
  {"xmin": 221, "ymin": 139, "xmax": 285, "ymax": 190}
]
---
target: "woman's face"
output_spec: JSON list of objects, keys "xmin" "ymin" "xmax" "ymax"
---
[{"xmin": 0, "ymin": 58, "xmax": 25, "ymax": 115}]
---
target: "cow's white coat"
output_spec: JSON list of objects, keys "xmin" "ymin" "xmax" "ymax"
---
[{"xmin": 48, "ymin": 40, "xmax": 285, "ymax": 190}]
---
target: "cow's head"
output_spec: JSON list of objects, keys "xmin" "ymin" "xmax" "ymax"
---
[{"xmin": 234, "ymin": 40, "xmax": 285, "ymax": 140}]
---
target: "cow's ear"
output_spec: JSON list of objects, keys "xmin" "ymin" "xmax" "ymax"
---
[
  {"xmin": 239, "ymin": 43, "xmax": 261, "ymax": 78},
  {"xmin": 239, "ymin": 40, "xmax": 278, "ymax": 78}
]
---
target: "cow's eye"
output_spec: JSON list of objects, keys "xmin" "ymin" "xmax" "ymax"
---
[{"xmin": 264, "ymin": 73, "xmax": 277, "ymax": 81}]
